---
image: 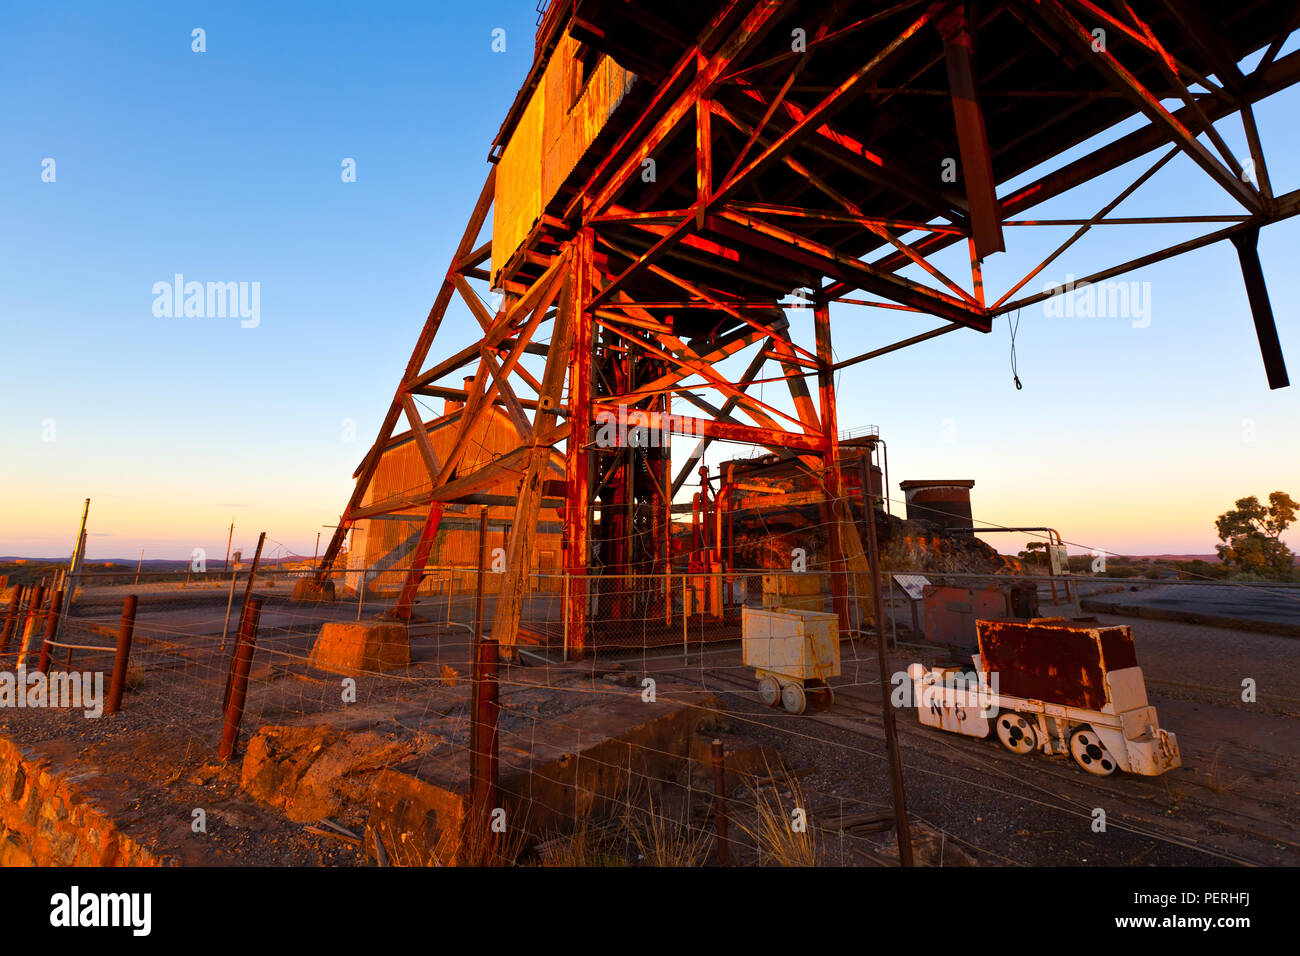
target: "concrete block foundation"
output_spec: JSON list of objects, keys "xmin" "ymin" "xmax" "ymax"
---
[
  {"xmin": 291, "ymin": 578, "xmax": 335, "ymax": 603},
  {"xmin": 309, "ymin": 620, "xmax": 410, "ymax": 674}
]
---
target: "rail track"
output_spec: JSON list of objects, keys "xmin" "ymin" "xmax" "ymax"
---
[{"xmin": 651, "ymin": 655, "xmax": 1295, "ymax": 867}]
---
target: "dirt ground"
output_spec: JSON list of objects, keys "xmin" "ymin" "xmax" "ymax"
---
[
  {"xmin": 630, "ymin": 608, "xmax": 1299, "ymax": 866},
  {"xmin": 2, "ymin": 582, "xmax": 1295, "ymax": 866}
]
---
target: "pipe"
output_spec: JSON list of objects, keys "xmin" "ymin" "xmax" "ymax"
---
[
  {"xmin": 724, "ymin": 484, "xmax": 735, "ymax": 583},
  {"xmin": 698, "ymin": 466, "xmax": 712, "ymax": 564},
  {"xmin": 691, "ymin": 492, "xmax": 702, "ymax": 561},
  {"xmin": 878, "ymin": 439, "xmax": 890, "ymax": 516}
]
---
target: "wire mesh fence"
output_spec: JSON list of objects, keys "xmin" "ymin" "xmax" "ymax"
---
[{"xmin": 3, "ymin": 488, "xmax": 1298, "ymax": 867}]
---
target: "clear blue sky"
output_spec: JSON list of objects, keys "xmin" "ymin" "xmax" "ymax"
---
[{"xmin": 2, "ymin": 2, "xmax": 1297, "ymax": 562}]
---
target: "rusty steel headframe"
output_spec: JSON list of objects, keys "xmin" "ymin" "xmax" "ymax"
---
[{"xmin": 317, "ymin": 0, "xmax": 1300, "ymax": 654}]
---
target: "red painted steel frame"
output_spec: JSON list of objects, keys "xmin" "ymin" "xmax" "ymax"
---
[{"xmin": 315, "ymin": 1, "xmax": 1299, "ymax": 655}]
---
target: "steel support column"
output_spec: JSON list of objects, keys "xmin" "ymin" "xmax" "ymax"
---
[
  {"xmin": 814, "ymin": 293, "xmax": 851, "ymax": 632},
  {"xmin": 1230, "ymin": 227, "xmax": 1290, "ymax": 389},
  {"xmin": 563, "ymin": 230, "xmax": 596, "ymax": 655},
  {"xmin": 391, "ymin": 502, "xmax": 446, "ymax": 621}
]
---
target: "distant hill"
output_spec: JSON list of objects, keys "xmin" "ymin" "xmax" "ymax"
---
[
  {"xmin": 1130, "ymin": 553, "xmax": 1300, "ymax": 565},
  {"xmin": 0, "ymin": 555, "xmax": 313, "ymax": 566},
  {"xmin": 1135, "ymin": 554, "xmax": 1222, "ymax": 563}
]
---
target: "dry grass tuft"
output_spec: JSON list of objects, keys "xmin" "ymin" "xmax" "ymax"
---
[
  {"xmin": 1202, "ymin": 747, "xmax": 1247, "ymax": 795},
  {"xmin": 625, "ymin": 796, "xmax": 712, "ymax": 867},
  {"xmin": 534, "ymin": 789, "xmax": 628, "ymax": 867},
  {"xmin": 736, "ymin": 758, "xmax": 823, "ymax": 866}
]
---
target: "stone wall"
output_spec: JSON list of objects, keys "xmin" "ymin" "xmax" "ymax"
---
[{"xmin": 0, "ymin": 735, "xmax": 163, "ymax": 867}]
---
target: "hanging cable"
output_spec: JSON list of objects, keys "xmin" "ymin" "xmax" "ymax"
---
[{"xmin": 1008, "ymin": 308, "xmax": 1023, "ymax": 390}]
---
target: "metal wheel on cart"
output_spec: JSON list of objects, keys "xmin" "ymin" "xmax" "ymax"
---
[
  {"xmin": 806, "ymin": 682, "xmax": 834, "ymax": 712},
  {"xmin": 757, "ymin": 675, "xmax": 781, "ymax": 707},
  {"xmin": 995, "ymin": 712, "xmax": 1038, "ymax": 755},
  {"xmin": 780, "ymin": 682, "xmax": 807, "ymax": 715},
  {"xmin": 1069, "ymin": 725, "xmax": 1118, "ymax": 776}
]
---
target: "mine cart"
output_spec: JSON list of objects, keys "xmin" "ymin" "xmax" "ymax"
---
[
  {"xmin": 907, "ymin": 618, "xmax": 1180, "ymax": 777},
  {"xmin": 741, "ymin": 606, "xmax": 840, "ymax": 715}
]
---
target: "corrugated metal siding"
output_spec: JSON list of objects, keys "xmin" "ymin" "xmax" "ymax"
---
[
  {"xmin": 351, "ymin": 407, "xmax": 564, "ymax": 594},
  {"xmin": 491, "ymin": 33, "xmax": 636, "ymax": 283}
]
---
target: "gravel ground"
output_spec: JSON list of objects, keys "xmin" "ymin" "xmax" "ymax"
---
[
  {"xmin": 4, "ymin": 585, "xmax": 1294, "ymax": 867},
  {"xmin": 638, "ymin": 607, "xmax": 1299, "ymax": 868}
]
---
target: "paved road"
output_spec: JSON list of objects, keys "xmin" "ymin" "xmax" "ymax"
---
[{"xmin": 1082, "ymin": 583, "xmax": 1300, "ymax": 634}]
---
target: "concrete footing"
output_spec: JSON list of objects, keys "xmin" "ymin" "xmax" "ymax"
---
[
  {"xmin": 291, "ymin": 578, "xmax": 335, "ymax": 603},
  {"xmin": 309, "ymin": 620, "xmax": 410, "ymax": 674},
  {"xmin": 235, "ymin": 673, "xmax": 733, "ymax": 865}
]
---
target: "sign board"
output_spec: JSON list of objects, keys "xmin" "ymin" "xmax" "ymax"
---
[
  {"xmin": 892, "ymin": 573, "xmax": 930, "ymax": 601},
  {"xmin": 1048, "ymin": 544, "xmax": 1071, "ymax": 576}
]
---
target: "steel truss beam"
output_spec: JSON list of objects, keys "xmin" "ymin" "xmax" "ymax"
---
[{"xmin": 321, "ymin": 0, "xmax": 1299, "ymax": 650}]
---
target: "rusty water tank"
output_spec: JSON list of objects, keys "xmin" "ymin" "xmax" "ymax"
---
[
  {"xmin": 899, "ymin": 479, "xmax": 974, "ymax": 533},
  {"xmin": 837, "ymin": 439, "xmax": 883, "ymax": 508}
]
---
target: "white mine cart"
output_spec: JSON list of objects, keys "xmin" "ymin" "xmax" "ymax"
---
[
  {"xmin": 741, "ymin": 605, "xmax": 840, "ymax": 714},
  {"xmin": 907, "ymin": 618, "xmax": 1180, "ymax": 777}
]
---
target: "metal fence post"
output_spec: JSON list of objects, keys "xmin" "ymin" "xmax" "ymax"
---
[
  {"xmin": 681, "ymin": 573, "xmax": 688, "ymax": 664},
  {"xmin": 105, "ymin": 595, "xmax": 138, "ymax": 715},
  {"xmin": 222, "ymin": 601, "xmax": 246, "ymax": 713},
  {"xmin": 469, "ymin": 510, "xmax": 488, "ymax": 783},
  {"xmin": 0, "ymin": 587, "xmax": 21, "ymax": 656},
  {"xmin": 17, "ymin": 584, "xmax": 46, "ymax": 670},
  {"xmin": 240, "ymin": 531, "xmax": 266, "ymax": 625},
  {"xmin": 219, "ymin": 597, "xmax": 263, "ymax": 760},
  {"xmin": 469, "ymin": 635, "xmax": 501, "ymax": 863},
  {"xmin": 862, "ymin": 485, "xmax": 914, "ymax": 866},
  {"xmin": 711, "ymin": 738, "xmax": 729, "ymax": 865},
  {"xmin": 219, "ymin": 562, "xmax": 240, "ymax": 651},
  {"xmin": 36, "ymin": 589, "xmax": 63, "ymax": 675}
]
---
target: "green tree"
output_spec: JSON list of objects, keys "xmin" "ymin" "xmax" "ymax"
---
[
  {"xmin": 1017, "ymin": 541, "xmax": 1047, "ymax": 565},
  {"xmin": 1215, "ymin": 491, "xmax": 1297, "ymax": 578}
]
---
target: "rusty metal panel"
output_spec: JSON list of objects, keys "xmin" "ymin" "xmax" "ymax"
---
[
  {"xmin": 358, "ymin": 407, "xmax": 567, "ymax": 592},
  {"xmin": 541, "ymin": 43, "xmax": 635, "ymax": 201},
  {"xmin": 977, "ymin": 620, "xmax": 1110, "ymax": 711},
  {"xmin": 761, "ymin": 572, "xmax": 826, "ymax": 612},
  {"xmin": 1099, "ymin": 626, "xmax": 1138, "ymax": 671},
  {"xmin": 922, "ymin": 584, "xmax": 1009, "ymax": 651},
  {"xmin": 492, "ymin": 33, "xmax": 636, "ymax": 282},
  {"xmin": 492, "ymin": 81, "xmax": 545, "ymax": 282}
]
